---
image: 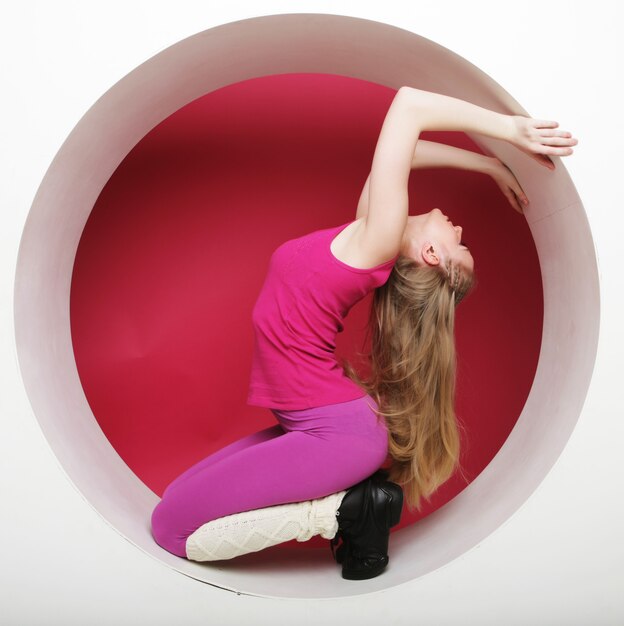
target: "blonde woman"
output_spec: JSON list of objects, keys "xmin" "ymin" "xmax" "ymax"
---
[{"xmin": 151, "ymin": 86, "xmax": 577, "ymax": 580}]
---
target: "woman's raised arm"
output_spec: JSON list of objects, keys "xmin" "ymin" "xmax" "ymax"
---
[
  {"xmin": 355, "ymin": 140, "xmax": 500, "ymax": 220},
  {"xmin": 362, "ymin": 86, "xmax": 576, "ymax": 260},
  {"xmin": 403, "ymin": 86, "xmax": 576, "ymax": 166}
]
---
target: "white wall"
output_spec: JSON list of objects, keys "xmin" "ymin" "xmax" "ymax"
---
[{"xmin": 1, "ymin": 1, "xmax": 622, "ymax": 624}]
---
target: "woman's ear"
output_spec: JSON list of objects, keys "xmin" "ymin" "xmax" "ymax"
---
[{"xmin": 421, "ymin": 242, "xmax": 441, "ymax": 267}]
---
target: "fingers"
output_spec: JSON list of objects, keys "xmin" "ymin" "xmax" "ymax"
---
[
  {"xmin": 534, "ymin": 119, "xmax": 559, "ymax": 128},
  {"xmin": 538, "ymin": 132, "xmax": 578, "ymax": 147},
  {"xmin": 518, "ymin": 189, "xmax": 529, "ymax": 206},
  {"xmin": 541, "ymin": 154, "xmax": 556, "ymax": 169},
  {"xmin": 513, "ymin": 186, "xmax": 529, "ymax": 212},
  {"xmin": 532, "ymin": 120, "xmax": 578, "ymax": 154},
  {"xmin": 531, "ymin": 138, "xmax": 576, "ymax": 156},
  {"xmin": 537, "ymin": 144, "xmax": 575, "ymax": 156},
  {"xmin": 508, "ymin": 176, "xmax": 530, "ymax": 207},
  {"xmin": 539, "ymin": 129, "xmax": 573, "ymax": 138},
  {"xmin": 501, "ymin": 181, "xmax": 528, "ymax": 214},
  {"xmin": 508, "ymin": 191, "xmax": 524, "ymax": 214},
  {"xmin": 531, "ymin": 152, "xmax": 556, "ymax": 169}
]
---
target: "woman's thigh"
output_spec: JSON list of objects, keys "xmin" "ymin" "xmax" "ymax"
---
[{"xmin": 162, "ymin": 424, "xmax": 285, "ymax": 497}]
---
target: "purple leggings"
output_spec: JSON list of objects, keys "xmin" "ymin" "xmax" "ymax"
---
[{"xmin": 150, "ymin": 394, "xmax": 388, "ymax": 557}]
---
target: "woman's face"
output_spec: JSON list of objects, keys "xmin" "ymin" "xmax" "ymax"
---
[{"xmin": 402, "ymin": 208, "xmax": 474, "ymax": 274}]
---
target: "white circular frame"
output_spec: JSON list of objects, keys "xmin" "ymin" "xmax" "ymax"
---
[{"xmin": 13, "ymin": 13, "xmax": 599, "ymax": 599}]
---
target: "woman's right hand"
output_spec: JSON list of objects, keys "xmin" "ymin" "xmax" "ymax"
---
[
  {"xmin": 508, "ymin": 115, "xmax": 578, "ymax": 169},
  {"xmin": 487, "ymin": 157, "xmax": 530, "ymax": 214}
]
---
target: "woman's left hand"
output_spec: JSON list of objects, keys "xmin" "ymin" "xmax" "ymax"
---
[
  {"xmin": 487, "ymin": 157, "xmax": 529, "ymax": 214},
  {"xmin": 508, "ymin": 115, "xmax": 577, "ymax": 168}
]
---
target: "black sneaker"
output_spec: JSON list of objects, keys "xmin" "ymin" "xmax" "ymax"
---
[{"xmin": 330, "ymin": 469, "xmax": 403, "ymax": 580}]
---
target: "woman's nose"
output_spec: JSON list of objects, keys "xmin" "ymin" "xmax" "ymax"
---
[{"xmin": 455, "ymin": 225, "xmax": 462, "ymax": 240}]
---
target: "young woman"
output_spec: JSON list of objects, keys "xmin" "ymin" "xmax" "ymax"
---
[{"xmin": 151, "ymin": 86, "xmax": 577, "ymax": 580}]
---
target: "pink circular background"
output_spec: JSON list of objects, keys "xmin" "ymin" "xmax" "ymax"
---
[{"xmin": 70, "ymin": 73, "xmax": 542, "ymax": 550}]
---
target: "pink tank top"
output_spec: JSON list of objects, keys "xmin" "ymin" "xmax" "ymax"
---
[{"xmin": 247, "ymin": 220, "xmax": 399, "ymax": 410}]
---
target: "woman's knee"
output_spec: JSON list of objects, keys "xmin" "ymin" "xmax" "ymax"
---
[{"xmin": 150, "ymin": 497, "xmax": 188, "ymax": 558}]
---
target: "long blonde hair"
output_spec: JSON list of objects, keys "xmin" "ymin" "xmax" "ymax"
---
[{"xmin": 342, "ymin": 253, "xmax": 476, "ymax": 513}]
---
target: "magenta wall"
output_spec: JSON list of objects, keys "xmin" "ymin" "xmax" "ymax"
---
[{"xmin": 69, "ymin": 73, "xmax": 543, "ymax": 550}]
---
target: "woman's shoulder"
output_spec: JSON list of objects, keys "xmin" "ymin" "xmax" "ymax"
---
[{"xmin": 330, "ymin": 217, "xmax": 398, "ymax": 270}]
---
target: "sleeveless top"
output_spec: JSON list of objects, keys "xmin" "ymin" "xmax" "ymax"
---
[{"xmin": 247, "ymin": 220, "xmax": 399, "ymax": 409}]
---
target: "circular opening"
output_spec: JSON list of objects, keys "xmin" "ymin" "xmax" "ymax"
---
[
  {"xmin": 71, "ymin": 71, "xmax": 543, "ymax": 543},
  {"xmin": 14, "ymin": 14, "xmax": 599, "ymax": 599}
]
